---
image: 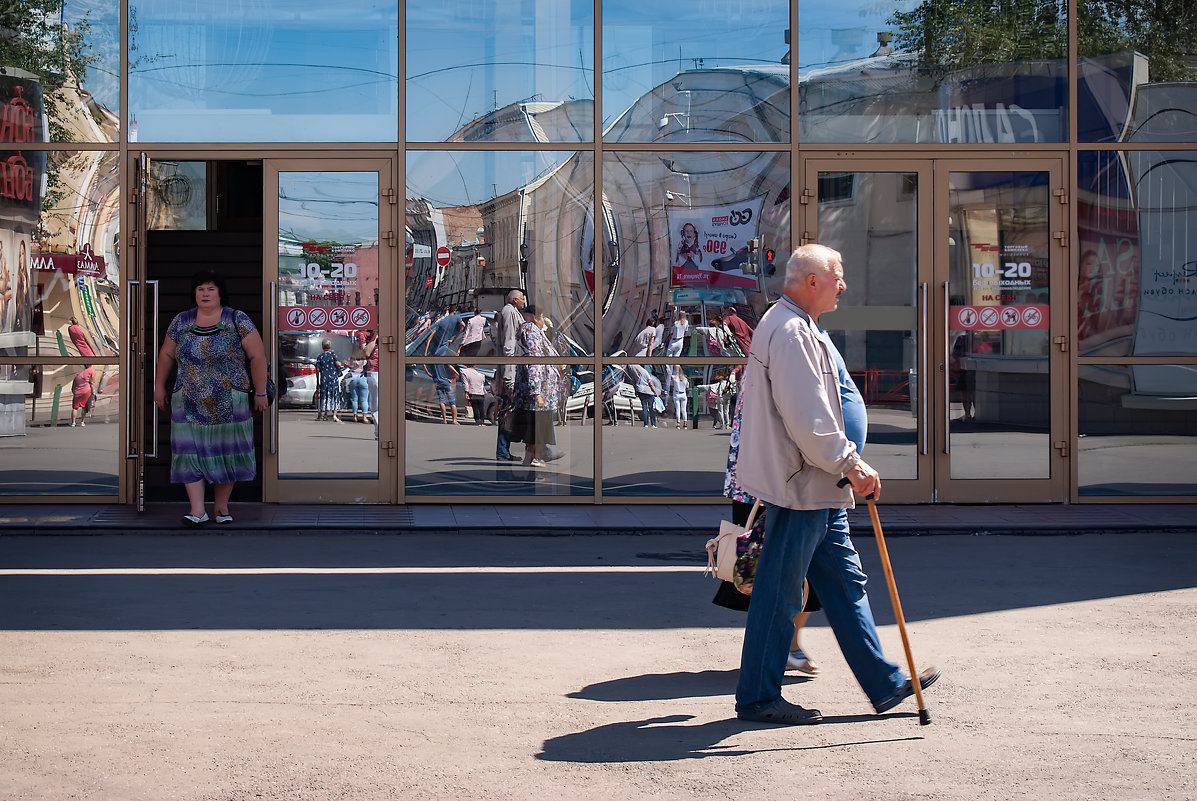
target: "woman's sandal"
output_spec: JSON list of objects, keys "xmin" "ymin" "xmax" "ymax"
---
[
  {"xmin": 182, "ymin": 512, "xmax": 209, "ymax": 527},
  {"xmin": 214, "ymin": 511, "xmax": 233, "ymax": 525}
]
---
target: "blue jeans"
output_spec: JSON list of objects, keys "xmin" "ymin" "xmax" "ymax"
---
[
  {"xmin": 735, "ymin": 505, "xmax": 905, "ymax": 713},
  {"xmin": 637, "ymin": 392, "xmax": 657, "ymax": 426},
  {"xmin": 348, "ymin": 375, "xmax": 369, "ymax": 414}
]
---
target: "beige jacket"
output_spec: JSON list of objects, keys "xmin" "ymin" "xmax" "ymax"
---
[{"xmin": 735, "ymin": 295, "xmax": 861, "ymax": 510}]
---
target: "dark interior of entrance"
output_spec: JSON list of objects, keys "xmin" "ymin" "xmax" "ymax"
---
[{"xmin": 143, "ymin": 160, "xmax": 264, "ymax": 503}]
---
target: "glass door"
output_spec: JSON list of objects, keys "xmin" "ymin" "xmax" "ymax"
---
[
  {"xmin": 803, "ymin": 161, "xmax": 934, "ymax": 502},
  {"xmin": 803, "ymin": 157, "xmax": 1068, "ymax": 503},
  {"xmin": 936, "ymin": 162, "xmax": 1067, "ymax": 502},
  {"xmin": 263, "ymin": 159, "xmax": 396, "ymax": 503}
]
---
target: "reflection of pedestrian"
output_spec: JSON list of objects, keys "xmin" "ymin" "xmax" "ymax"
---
[
  {"xmin": 723, "ymin": 306, "xmax": 754, "ymax": 356},
  {"xmin": 459, "ymin": 308, "xmax": 486, "ymax": 356},
  {"xmin": 71, "ymin": 366, "xmax": 96, "ymax": 427},
  {"xmin": 632, "ymin": 320, "xmax": 656, "ymax": 357},
  {"xmin": 951, "ymin": 334, "xmax": 975, "ymax": 421},
  {"xmin": 153, "ymin": 270, "xmax": 269, "ymax": 527},
  {"xmin": 667, "ymin": 366, "xmax": 688, "ymax": 429},
  {"xmin": 493, "ymin": 289, "xmax": 525, "ymax": 461},
  {"xmin": 460, "ymin": 364, "xmax": 488, "ymax": 425},
  {"xmin": 346, "ymin": 344, "xmax": 370, "ymax": 423},
  {"xmin": 627, "ymin": 363, "xmax": 661, "ymax": 428},
  {"xmin": 666, "ymin": 311, "xmax": 690, "ymax": 357},
  {"xmin": 734, "ymin": 244, "xmax": 936, "ymax": 725},
  {"xmin": 315, "ymin": 339, "xmax": 344, "ymax": 422},
  {"xmin": 364, "ymin": 332, "xmax": 379, "ymax": 433},
  {"xmin": 435, "ymin": 363, "xmax": 460, "ymax": 424},
  {"xmin": 509, "ymin": 305, "xmax": 560, "ymax": 467},
  {"xmin": 67, "ymin": 317, "xmax": 95, "ymax": 358}
]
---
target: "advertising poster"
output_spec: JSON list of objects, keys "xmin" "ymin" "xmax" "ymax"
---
[
  {"xmin": 1076, "ymin": 198, "xmax": 1139, "ymax": 355},
  {"xmin": 667, "ymin": 198, "xmax": 764, "ymax": 289}
]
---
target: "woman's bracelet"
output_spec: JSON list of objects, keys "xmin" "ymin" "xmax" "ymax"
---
[{"xmin": 255, "ymin": 392, "xmax": 268, "ymax": 397}]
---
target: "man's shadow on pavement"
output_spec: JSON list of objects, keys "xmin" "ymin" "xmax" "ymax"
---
[
  {"xmin": 567, "ymin": 669, "xmax": 811, "ymax": 702},
  {"xmin": 536, "ymin": 714, "xmax": 921, "ymax": 763},
  {"xmin": 545, "ymin": 670, "xmax": 919, "ymax": 762}
]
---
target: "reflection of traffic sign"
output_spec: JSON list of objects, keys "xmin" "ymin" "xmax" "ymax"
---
[
  {"xmin": 436, "ymin": 246, "xmax": 451, "ymax": 267},
  {"xmin": 1000, "ymin": 307, "xmax": 1020, "ymax": 327},
  {"xmin": 1022, "ymin": 306, "xmax": 1043, "ymax": 327},
  {"xmin": 956, "ymin": 307, "xmax": 978, "ymax": 328},
  {"xmin": 350, "ymin": 307, "xmax": 371, "ymax": 328},
  {"xmin": 329, "ymin": 307, "xmax": 349, "ymax": 328},
  {"xmin": 286, "ymin": 307, "xmax": 307, "ymax": 328},
  {"xmin": 978, "ymin": 307, "xmax": 999, "ymax": 328},
  {"xmin": 307, "ymin": 307, "xmax": 328, "ymax": 328}
]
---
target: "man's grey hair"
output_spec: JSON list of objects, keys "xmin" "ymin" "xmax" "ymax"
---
[
  {"xmin": 784, "ymin": 244, "xmax": 841, "ymax": 289},
  {"xmin": 505, "ymin": 289, "xmax": 524, "ymax": 304}
]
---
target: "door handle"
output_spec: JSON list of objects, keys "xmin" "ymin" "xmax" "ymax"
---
[
  {"xmin": 145, "ymin": 280, "xmax": 159, "ymax": 458},
  {"xmin": 918, "ymin": 282, "xmax": 928, "ymax": 456},
  {"xmin": 270, "ymin": 281, "xmax": 279, "ymax": 455},
  {"xmin": 942, "ymin": 281, "xmax": 951, "ymax": 455},
  {"xmin": 125, "ymin": 279, "xmax": 139, "ymax": 460}
]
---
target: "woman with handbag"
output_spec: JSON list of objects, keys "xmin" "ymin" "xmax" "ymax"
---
[
  {"xmin": 153, "ymin": 269, "xmax": 269, "ymax": 527},
  {"xmin": 509, "ymin": 305, "xmax": 561, "ymax": 467}
]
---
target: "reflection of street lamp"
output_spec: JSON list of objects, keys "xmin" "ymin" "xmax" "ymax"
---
[{"xmin": 658, "ymin": 112, "xmax": 689, "ymax": 130}]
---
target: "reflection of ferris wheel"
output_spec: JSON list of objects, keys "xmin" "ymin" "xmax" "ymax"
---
[{"xmin": 152, "ymin": 162, "xmax": 192, "ymax": 207}]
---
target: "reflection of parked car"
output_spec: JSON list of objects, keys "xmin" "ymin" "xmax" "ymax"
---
[
  {"xmin": 565, "ymin": 379, "xmax": 642, "ymax": 422},
  {"xmin": 278, "ymin": 331, "xmax": 356, "ymax": 407},
  {"xmin": 405, "ymin": 362, "xmax": 499, "ymax": 422}
]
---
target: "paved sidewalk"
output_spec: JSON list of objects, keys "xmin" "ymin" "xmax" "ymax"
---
[
  {"xmin": 1, "ymin": 530, "xmax": 1194, "ymax": 800},
  {"xmin": 2, "ymin": 500, "xmax": 1196, "ymax": 536}
]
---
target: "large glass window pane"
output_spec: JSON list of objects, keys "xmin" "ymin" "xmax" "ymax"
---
[
  {"xmin": 1079, "ymin": 365, "xmax": 1197, "ymax": 496},
  {"xmin": 602, "ymin": 1, "xmax": 789, "ymax": 143},
  {"xmin": 601, "ymin": 151, "xmax": 788, "ymax": 356},
  {"xmin": 405, "ymin": 151, "xmax": 595, "ymax": 357},
  {"xmin": 1078, "ymin": 2, "xmax": 1197, "ymax": 142},
  {"xmin": 405, "ymin": 0, "xmax": 594, "ymax": 143},
  {"xmin": 798, "ymin": 0, "xmax": 1067, "ymax": 143},
  {"xmin": 0, "ymin": 1, "xmax": 119, "ymax": 143},
  {"xmin": 601, "ymin": 361, "xmax": 730, "ymax": 497},
  {"xmin": 405, "ymin": 361, "xmax": 594, "ymax": 496},
  {"xmin": 1078, "ymin": 151, "xmax": 1197, "ymax": 358},
  {"xmin": 4, "ymin": 150, "xmax": 120, "ymax": 360},
  {"xmin": 129, "ymin": 0, "xmax": 398, "ymax": 143},
  {"xmin": 0, "ymin": 361, "xmax": 119, "ymax": 494}
]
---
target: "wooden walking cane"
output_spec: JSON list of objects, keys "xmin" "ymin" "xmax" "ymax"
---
[{"xmin": 840, "ymin": 478, "xmax": 931, "ymax": 725}]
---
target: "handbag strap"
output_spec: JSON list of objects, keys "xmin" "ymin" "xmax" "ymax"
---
[{"xmin": 744, "ymin": 499, "xmax": 762, "ymax": 530}]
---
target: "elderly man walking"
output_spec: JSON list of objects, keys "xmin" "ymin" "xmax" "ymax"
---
[{"xmin": 734, "ymin": 243, "xmax": 938, "ymax": 725}]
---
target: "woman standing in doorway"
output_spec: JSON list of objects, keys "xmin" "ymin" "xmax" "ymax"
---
[{"xmin": 154, "ymin": 270, "xmax": 269, "ymax": 526}]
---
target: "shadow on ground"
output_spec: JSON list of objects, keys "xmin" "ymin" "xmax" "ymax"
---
[{"xmin": 0, "ymin": 532, "xmax": 1193, "ymax": 630}]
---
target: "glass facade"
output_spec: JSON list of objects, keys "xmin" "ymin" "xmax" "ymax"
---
[{"xmin": 0, "ymin": 1, "xmax": 1192, "ymax": 504}]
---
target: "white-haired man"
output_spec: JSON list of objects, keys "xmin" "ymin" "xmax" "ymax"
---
[{"xmin": 734, "ymin": 243, "xmax": 938, "ymax": 725}]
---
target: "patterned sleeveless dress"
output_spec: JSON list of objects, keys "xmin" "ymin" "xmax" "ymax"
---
[{"xmin": 166, "ymin": 307, "xmax": 256, "ymax": 484}]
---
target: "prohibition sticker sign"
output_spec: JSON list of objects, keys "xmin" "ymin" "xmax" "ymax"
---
[
  {"xmin": 1000, "ymin": 307, "xmax": 1020, "ymax": 327},
  {"xmin": 286, "ymin": 307, "xmax": 307, "ymax": 328},
  {"xmin": 978, "ymin": 307, "xmax": 999, "ymax": 328},
  {"xmin": 1022, "ymin": 306, "xmax": 1043, "ymax": 327},
  {"xmin": 307, "ymin": 307, "xmax": 328, "ymax": 328},
  {"xmin": 956, "ymin": 307, "xmax": 978, "ymax": 328},
  {"xmin": 329, "ymin": 307, "xmax": 349, "ymax": 328},
  {"xmin": 350, "ymin": 307, "xmax": 371, "ymax": 328}
]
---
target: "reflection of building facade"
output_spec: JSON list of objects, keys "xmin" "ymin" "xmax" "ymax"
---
[{"xmin": 3, "ymin": 3, "xmax": 1196, "ymax": 506}]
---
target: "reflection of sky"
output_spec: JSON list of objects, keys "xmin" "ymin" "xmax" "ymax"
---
[
  {"xmin": 128, "ymin": 0, "xmax": 397, "ymax": 142},
  {"xmin": 278, "ymin": 171, "xmax": 379, "ymax": 243},
  {"xmin": 405, "ymin": 0, "xmax": 595, "ymax": 142},
  {"xmin": 795, "ymin": 0, "xmax": 917, "ymax": 75},
  {"xmin": 406, "ymin": 150, "xmax": 576, "ymax": 209},
  {"xmin": 600, "ymin": 0, "xmax": 788, "ymax": 125},
  {"xmin": 65, "ymin": 0, "xmax": 121, "ymax": 113}
]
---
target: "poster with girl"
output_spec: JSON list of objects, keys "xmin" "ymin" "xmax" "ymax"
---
[{"xmin": 666, "ymin": 198, "xmax": 763, "ymax": 289}]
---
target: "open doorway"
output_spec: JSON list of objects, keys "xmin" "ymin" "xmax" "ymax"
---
[{"xmin": 142, "ymin": 160, "xmax": 265, "ymax": 503}]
